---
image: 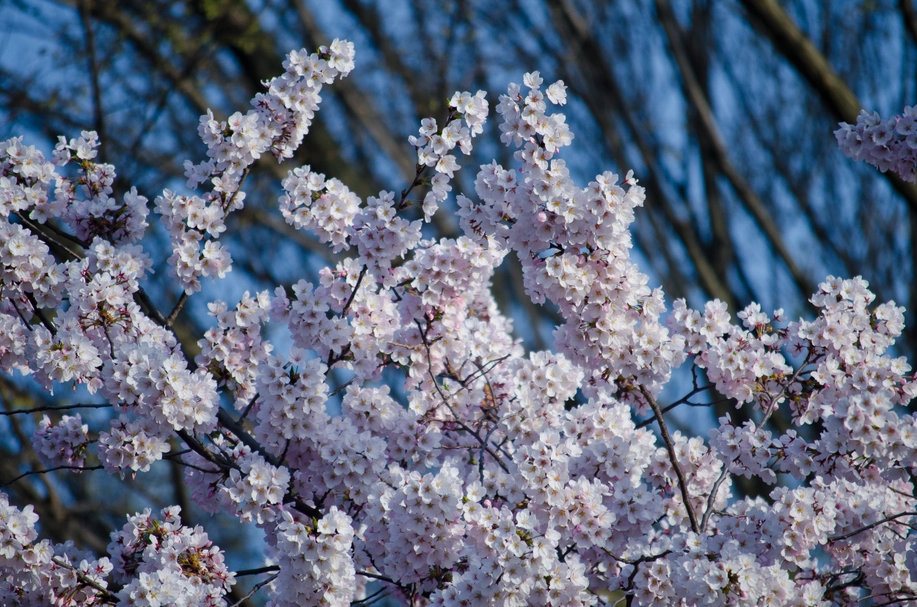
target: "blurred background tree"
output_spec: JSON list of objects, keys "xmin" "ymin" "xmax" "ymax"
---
[{"xmin": 1, "ymin": 0, "xmax": 915, "ymax": 603}]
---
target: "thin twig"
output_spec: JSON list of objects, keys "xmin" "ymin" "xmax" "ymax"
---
[
  {"xmin": 52, "ymin": 556, "xmax": 119, "ymax": 603},
  {"xmin": 166, "ymin": 292, "xmax": 188, "ymax": 327},
  {"xmin": 175, "ymin": 429, "xmax": 235, "ymax": 470},
  {"xmin": 162, "ymin": 451, "xmax": 219, "ymax": 474},
  {"xmin": 639, "ymin": 384, "xmax": 700, "ymax": 534},
  {"xmin": 828, "ymin": 511, "xmax": 917, "ymax": 542},
  {"xmin": 13, "ymin": 212, "xmax": 83, "ymax": 260},
  {"xmin": 38, "ymin": 217, "xmax": 90, "ymax": 249},
  {"xmin": 357, "ymin": 570, "xmax": 401, "ymax": 584},
  {"xmin": 8, "ymin": 297, "xmax": 34, "ymax": 331},
  {"xmin": 78, "ymin": 0, "xmax": 106, "ymax": 158},
  {"xmin": 758, "ymin": 349, "xmax": 814, "ymax": 428},
  {"xmin": 215, "ymin": 409, "xmax": 282, "ymax": 469},
  {"xmin": 851, "ymin": 591, "xmax": 917, "ymax": 606},
  {"xmin": 823, "ymin": 569, "xmax": 864, "ymax": 593},
  {"xmin": 635, "ymin": 393, "xmax": 719, "ymax": 429},
  {"xmin": 135, "ymin": 288, "xmax": 167, "ymax": 326},
  {"xmin": 2, "ymin": 464, "xmax": 104, "ymax": 487},
  {"xmin": 25, "ymin": 292, "xmax": 58, "ymax": 335},
  {"xmin": 700, "ymin": 467, "xmax": 729, "ymax": 533},
  {"xmin": 479, "ymin": 417, "xmax": 505, "ymax": 484},
  {"xmin": 330, "ymin": 377, "xmax": 356, "ymax": 397},
  {"xmin": 352, "ymin": 585, "xmax": 391, "ymax": 606},
  {"xmin": 229, "ymin": 573, "xmax": 279, "ymax": 607},
  {"xmin": 0, "ymin": 402, "xmax": 112, "ymax": 416},
  {"xmin": 221, "ymin": 167, "xmax": 251, "ymax": 213},
  {"xmin": 237, "ymin": 393, "xmax": 259, "ymax": 423},
  {"xmin": 235, "ymin": 565, "xmax": 281, "ymax": 576},
  {"xmin": 326, "ymin": 265, "xmax": 369, "ymax": 369},
  {"xmin": 341, "ymin": 264, "xmax": 368, "ymax": 317},
  {"xmin": 414, "ymin": 319, "xmax": 509, "ymax": 473},
  {"xmin": 599, "ymin": 547, "xmax": 670, "ymax": 566}
]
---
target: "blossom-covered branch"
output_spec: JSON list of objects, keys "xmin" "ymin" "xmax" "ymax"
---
[{"xmin": 0, "ymin": 39, "xmax": 915, "ymax": 607}]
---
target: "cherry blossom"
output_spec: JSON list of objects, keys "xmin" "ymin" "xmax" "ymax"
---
[
  {"xmin": 0, "ymin": 40, "xmax": 915, "ymax": 607},
  {"xmin": 836, "ymin": 105, "xmax": 917, "ymax": 182}
]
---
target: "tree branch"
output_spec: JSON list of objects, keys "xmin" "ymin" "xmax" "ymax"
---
[
  {"xmin": 639, "ymin": 384, "xmax": 700, "ymax": 534},
  {"xmin": 738, "ymin": 0, "xmax": 917, "ymax": 211},
  {"xmin": 828, "ymin": 511, "xmax": 917, "ymax": 542}
]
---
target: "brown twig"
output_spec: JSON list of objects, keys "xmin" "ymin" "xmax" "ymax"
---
[
  {"xmin": 52, "ymin": 556, "xmax": 119, "ymax": 603},
  {"xmin": 78, "ymin": 0, "xmax": 106, "ymax": 160},
  {"xmin": 24, "ymin": 292, "xmax": 58, "ymax": 335},
  {"xmin": 414, "ymin": 319, "xmax": 509, "ymax": 473},
  {"xmin": 639, "ymin": 384, "xmax": 700, "ymax": 534},
  {"xmin": 228, "ymin": 573, "xmax": 279, "ymax": 607},
  {"xmin": 341, "ymin": 264, "xmax": 368, "ymax": 317},
  {"xmin": 235, "ymin": 565, "xmax": 281, "ymax": 576},
  {"xmin": 3, "ymin": 465, "xmax": 104, "ymax": 488},
  {"xmin": 827, "ymin": 511, "xmax": 917, "ymax": 543},
  {"xmin": 700, "ymin": 467, "xmax": 729, "ymax": 533},
  {"xmin": 0, "ymin": 402, "xmax": 112, "ymax": 416},
  {"xmin": 166, "ymin": 292, "xmax": 188, "ymax": 327},
  {"xmin": 14, "ymin": 212, "xmax": 83, "ymax": 260}
]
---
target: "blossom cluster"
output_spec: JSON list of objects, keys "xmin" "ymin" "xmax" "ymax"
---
[
  {"xmin": 269, "ymin": 507, "xmax": 358, "ymax": 607},
  {"xmin": 279, "ymin": 168, "xmax": 361, "ymax": 251},
  {"xmin": 460, "ymin": 71, "xmax": 685, "ymax": 398},
  {"xmin": 409, "ymin": 89, "xmax": 488, "ymax": 220},
  {"xmin": 52, "ymin": 132, "xmax": 150, "ymax": 244},
  {"xmin": 32, "ymin": 414, "xmax": 91, "ymax": 469},
  {"xmin": 107, "ymin": 506, "xmax": 234, "ymax": 607},
  {"xmin": 0, "ymin": 40, "xmax": 916, "ymax": 607},
  {"xmin": 0, "ymin": 136, "xmax": 66, "ymax": 309},
  {"xmin": 836, "ymin": 105, "xmax": 917, "ymax": 182},
  {"xmin": 160, "ymin": 39, "xmax": 356, "ymax": 293},
  {"xmin": 196, "ymin": 291, "xmax": 274, "ymax": 408},
  {"xmin": 97, "ymin": 415, "xmax": 172, "ymax": 478},
  {"xmin": 0, "ymin": 492, "xmax": 113, "ymax": 606}
]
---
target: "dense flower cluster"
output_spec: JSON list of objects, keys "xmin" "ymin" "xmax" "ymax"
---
[
  {"xmin": 32, "ymin": 414, "xmax": 91, "ymax": 468},
  {"xmin": 196, "ymin": 291, "xmax": 274, "ymax": 408},
  {"xmin": 53, "ymin": 132, "xmax": 150, "ymax": 245},
  {"xmin": 0, "ymin": 136, "xmax": 66, "ymax": 309},
  {"xmin": 97, "ymin": 415, "xmax": 172, "ymax": 478},
  {"xmin": 222, "ymin": 451, "xmax": 291, "ymax": 525},
  {"xmin": 836, "ymin": 105, "xmax": 917, "ymax": 182},
  {"xmin": 460, "ymin": 72, "xmax": 684, "ymax": 398},
  {"xmin": 279, "ymin": 169, "xmax": 361, "ymax": 251},
  {"xmin": 0, "ymin": 492, "xmax": 113, "ymax": 606},
  {"xmin": 107, "ymin": 506, "xmax": 234, "ymax": 607},
  {"xmin": 269, "ymin": 507, "xmax": 357, "ymax": 607},
  {"xmin": 0, "ymin": 41, "xmax": 916, "ymax": 607},
  {"xmin": 160, "ymin": 39, "xmax": 356, "ymax": 293}
]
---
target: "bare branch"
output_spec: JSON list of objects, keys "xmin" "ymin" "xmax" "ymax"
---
[
  {"xmin": 3, "ymin": 465, "xmax": 104, "ymax": 488},
  {"xmin": 639, "ymin": 384, "xmax": 700, "ymax": 534},
  {"xmin": 828, "ymin": 511, "xmax": 917, "ymax": 543},
  {"xmin": 0, "ymin": 402, "xmax": 112, "ymax": 416},
  {"xmin": 738, "ymin": 0, "xmax": 917, "ymax": 211}
]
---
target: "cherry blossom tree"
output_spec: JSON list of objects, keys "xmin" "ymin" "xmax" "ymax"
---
[{"xmin": 1, "ymin": 40, "xmax": 916, "ymax": 607}]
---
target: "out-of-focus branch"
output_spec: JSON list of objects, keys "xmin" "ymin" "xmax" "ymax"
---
[
  {"xmin": 57, "ymin": 0, "xmax": 211, "ymax": 114},
  {"xmin": 721, "ymin": 59, "xmax": 856, "ymax": 278},
  {"xmin": 738, "ymin": 0, "xmax": 861, "ymax": 122},
  {"xmin": 545, "ymin": 0, "xmax": 736, "ymax": 309},
  {"xmin": 655, "ymin": 0, "xmax": 817, "ymax": 302},
  {"xmin": 337, "ymin": 0, "xmax": 431, "ymax": 114},
  {"xmin": 292, "ymin": 2, "xmax": 415, "ymax": 182},
  {"xmin": 639, "ymin": 385, "xmax": 700, "ymax": 534},
  {"xmin": 0, "ymin": 380, "xmax": 111, "ymax": 553},
  {"xmin": 828, "ymin": 510, "xmax": 917, "ymax": 542},
  {"xmin": 901, "ymin": 0, "xmax": 917, "ymax": 44},
  {"xmin": 739, "ymin": 0, "xmax": 917, "ymax": 212},
  {"xmin": 78, "ymin": 0, "xmax": 105, "ymax": 159}
]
